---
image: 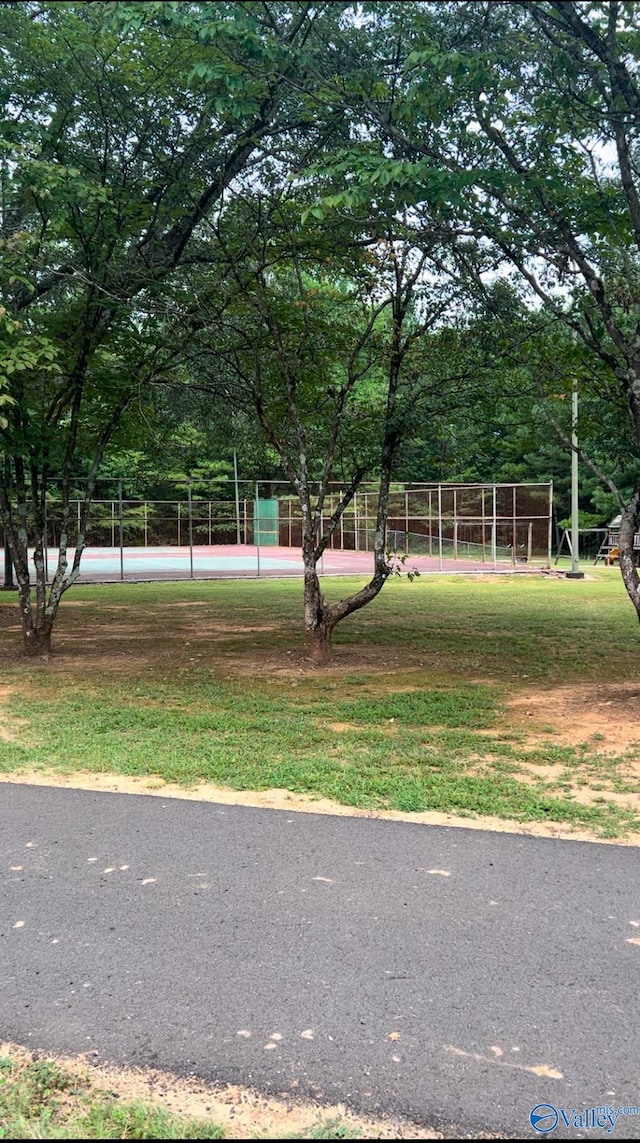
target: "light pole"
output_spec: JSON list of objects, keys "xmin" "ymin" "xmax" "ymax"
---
[{"xmin": 566, "ymin": 377, "xmax": 584, "ymax": 580}]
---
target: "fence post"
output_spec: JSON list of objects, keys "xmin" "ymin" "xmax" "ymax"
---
[
  {"xmin": 233, "ymin": 452, "xmax": 241, "ymax": 545},
  {"xmin": 208, "ymin": 500, "xmax": 212, "ymax": 546},
  {"xmin": 491, "ymin": 484, "xmax": 497, "ymax": 569},
  {"xmin": 255, "ymin": 482, "xmax": 261, "ymax": 576},
  {"xmin": 481, "ymin": 489, "xmax": 486, "ymax": 562},
  {"xmin": 547, "ymin": 481, "xmax": 553, "ymax": 568},
  {"xmin": 187, "ymin": 479, "xmax": 194, "ymax": 579},
  {"xmin": 118, "ymin": 478, "xmax": 124, "ymax": 581},
  {"xmin": 354, "ymin": 492, "xmax": 359, "ymax": 551},
  {"xmin": 437, "ymin": 484, "xmax": 443, "ymax": 571},
  {"xmin": 453, "ymin": 488, "xmax": 458, "ymax": 560},
  {"xmin": 177, "ymin": 501, "xmax": 181, "ymax": 547},
  {"xmin": 512, "ymin": 485, "xmax": 517, "ymax": 565}
]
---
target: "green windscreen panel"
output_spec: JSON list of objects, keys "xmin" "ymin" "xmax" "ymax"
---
[{"xmin": 254, "ymin": 499, "xmax": 279, "ymax": 545}]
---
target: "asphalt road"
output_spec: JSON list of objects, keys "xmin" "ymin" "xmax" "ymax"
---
[{"xmin": 1, "ymin": 783, "xmax": 639, "ymax": 1138}]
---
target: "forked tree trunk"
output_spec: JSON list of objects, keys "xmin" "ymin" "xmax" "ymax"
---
[
  {"xmin": 21, "ymin": 620, "xmax": 52, "ymax": 657},
  {"xmin": 2, "ymin": 388, "xmax": 130, "ymax": 655},
  {"xmin": 8, "ymin": 523, "xmax": 57, "ymax": 657},
  {"xmin": 301, "ymin": 465, "xmax": 395, "ymax": 664},
  {"xmin": 3, "ymin": 476, "xmax": 95, "ymax": 656}
]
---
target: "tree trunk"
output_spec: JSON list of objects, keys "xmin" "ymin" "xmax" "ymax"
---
[
  {"xmin": 16, "ymin": 569, "xmax": 54, "ymax": 656},
  {"xmin": 618, "ymin": 489, "xmax": 640, "ymax": 623},
  {"xmin": 307, "ymin": 621, "xmax": 334, "ymax": 664},
  {"xmin": 303, "ymin": 561, "xmax": 335, "ymax": 663},
  {"xmin": 21, "ymin": 624, "xmax": 52, "ymax": 657}
]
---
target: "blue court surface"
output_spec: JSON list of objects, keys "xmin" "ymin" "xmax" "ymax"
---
[{"xmin": 11, "ymin": 545, "xmax": 306, "ymax": 582}]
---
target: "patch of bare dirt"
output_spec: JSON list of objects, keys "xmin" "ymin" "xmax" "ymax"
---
[
  {"xmin": 507, "ymin": 682, "xmax": 640, "ymax": 752},
  {"xmin": 1, "ymin": 626, "xmax": 457, "ymax": 681},
  {"xmin": 0, "ymin": 684, "xmax": 23, "ymax": 741},
  {"xmin": 506, "ymin": 761, "xmax": 640, "ymax": 813},
  {"xmin": 0, "ymin": 607, "xmax": 19, "ymax": 630},
  {"xmin": 1, "ymin": 1042, "xmax": 442, "ymax": 1139},
  {"xmin": 511, "ymin": 762, "xmax": 567, "ymax": 783}
]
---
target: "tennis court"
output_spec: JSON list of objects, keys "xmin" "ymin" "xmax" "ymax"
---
[
  {"xmin": 2, "ymin": 481, "xmax": 552, "ymax": 584},
  {"xmin": 2, "ymin": 542, "xmax": 542, "ymax": 584}
]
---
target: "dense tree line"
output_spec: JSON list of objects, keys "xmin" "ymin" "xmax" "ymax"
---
[{"xmin": 1, "ymin": 1, "xmax": 639, "ymax": 656}]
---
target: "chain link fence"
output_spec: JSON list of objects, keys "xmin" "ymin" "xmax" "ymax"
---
[{"xmin": 6, "ymin": 480, "xmax": 553, "ymax": 580}]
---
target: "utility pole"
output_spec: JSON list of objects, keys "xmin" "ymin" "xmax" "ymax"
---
[{"xmin": 567, "ymin": 378, "xmax": 584, "ymax": 580}]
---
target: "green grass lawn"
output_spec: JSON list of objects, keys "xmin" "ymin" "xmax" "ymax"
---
[
  {"xmin": 0, "ymin": 569, "xmax": 639, "ymax": 838},
  {"xmin": 0, "ymin": 1053, "xmax": 224, "ymax": 1140}
]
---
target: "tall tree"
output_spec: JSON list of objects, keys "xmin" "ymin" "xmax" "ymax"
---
[
  {"xmin": 175, "ymin": 193, "xmax": 468, "ymax": 660},
  {"xmin": 325, "ymin": 0, "xmax": 640, "ymax": 619},
  {"xmin": 0, "ymin": 0, "xmax": 339, "ymax": 653}
]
